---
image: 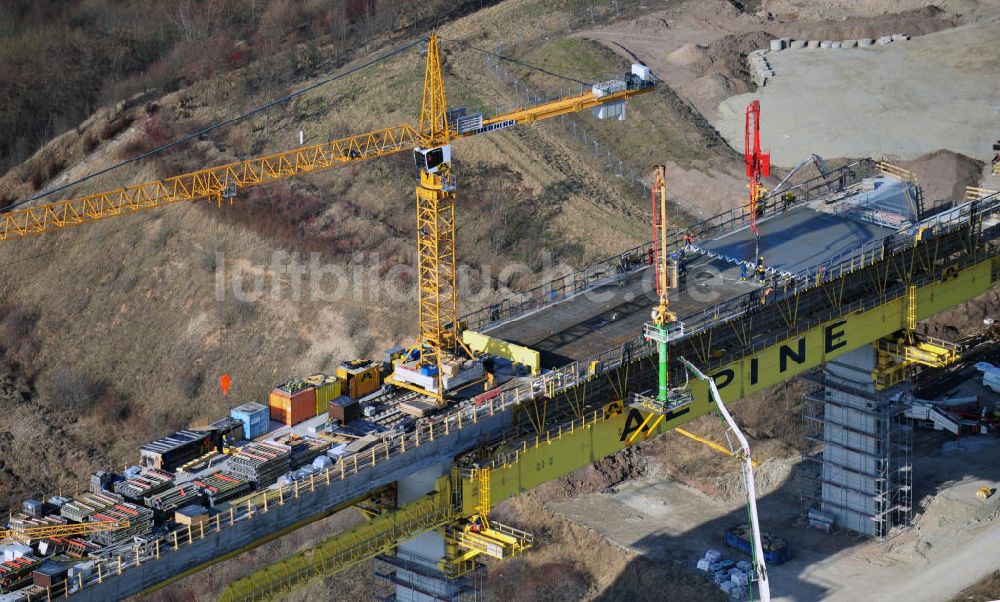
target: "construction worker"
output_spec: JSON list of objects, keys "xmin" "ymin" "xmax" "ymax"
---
[
  {"xmin": 740, "ymin": 262, "xmax": 750, "ymax": 281},
  {"xmin": 756, "ymin": 256, "xmax": 767, "ymax": 282},
  {"xmin": 684, "ymin": 232, "xmax": 694, "ymax": 247},
  {"xmin": 782, "ymin": 190, "xmax": 795, "ymax": 208}
]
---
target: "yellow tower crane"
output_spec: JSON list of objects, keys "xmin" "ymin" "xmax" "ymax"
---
[{"xmin": 0, "ymin": 35, "xmax": 656, "ymax": 401}]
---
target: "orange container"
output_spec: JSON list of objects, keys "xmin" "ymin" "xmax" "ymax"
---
[{"xmin": 268, "ymin": 386, "xmax": 316, "ymax": 427}]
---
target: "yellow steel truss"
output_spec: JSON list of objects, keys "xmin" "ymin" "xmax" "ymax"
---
[
  {"xmin": 420, "ymin": 35, "xmax": 450, "ymax": 147},
  {"xmin": 0, "ymin": 124, "xmax": 423, "ymax": 241},
  {"xmin": 1, "ymin": 519, "xmax": 129, "ymax": 543},
  {"xmin": 415, "ymin": 168, "xmax": 459, "ymax": 385}
]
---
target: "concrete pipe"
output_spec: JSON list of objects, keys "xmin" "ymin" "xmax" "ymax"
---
[
  {"xmin": 770, "ymin": 39, "xmax": 785, "ymax": 51},
  {"xmin": 857, "ymin": 38, "xmax": 874, "ymax": 47},
  {"xmin": 876, "ymin": 36, "xmax": 893, "ymax": 45},
  {"xmin": 790, "ymin": 40, "xmax": 806, "ymax": 49},
  {"xmin": 820, "ymin": 40, "xmax": 833, "ymax": 49},
  {"xmin": 831, "ymin": 41, "xmax": 842, "ymax": 49},
  {"xmin": 807, "ymin": 40, "xmax": 820, "ymax": 49},
  {"xmin": 892, "ymin": 33, "xmax": 910, "ymax": 41},
  {"xmin": 842, "ymin": 40, "xmax": 858, "ymax": 48}
]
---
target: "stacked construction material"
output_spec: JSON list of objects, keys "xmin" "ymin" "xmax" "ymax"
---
[
  {"xmin": 8, "ymin": 513, "xmax": 68, "ymax": 534},
  {"xmin": 224, "ymin": 441, "xmax": 291, "ymax": 488},
  {"xmin": 113, "ymin": 468, "xmax": 174, "ymax": 502},
  {"xmin": 145, "ymin": 482, "xmax": 203, "ymax": 515},
  {"xmin": 192, "ymin": 473, "xmax": 252, "ymax": 507},
  {"xmin": 88, "ymin": 502, "xmax": 153, "ymax": 546},
  {"xmin": 60, "ymin": 491, "xmax": 123, "ymax": 523},
  {"xmin": 62, "ymin": 538, "xmax": 97, "ymax": 559},
  {"xmin": 89, "ymin": 471, "xmax": 114, "ymax": 494},
  {"xmin": 140, "ymin": 429, "xmax": 212, "ymax": 471},
  {"xmin": 0, "ymin": 556, "xmax": 42, "ymax": 593},
  {"xmin": 287, "ymin": 436, "xmax": 331, "ymax": 469}
]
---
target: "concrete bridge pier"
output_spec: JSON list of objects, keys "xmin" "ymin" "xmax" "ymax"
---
[{"xmin": 387, "ymin": 463, "xmax": 465, "ymax": 602}]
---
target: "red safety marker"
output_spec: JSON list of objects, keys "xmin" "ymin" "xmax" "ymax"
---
[{"xmin": 220, "ymin": 373, "xmax": 232, "ymax": 396}]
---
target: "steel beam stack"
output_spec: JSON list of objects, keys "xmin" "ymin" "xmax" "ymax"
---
[
  {"xmin": 0, "ymin": 556, "xmax": 42, "ymax": 593},
  {"xmin": 88, "ymin": 503, "xmax": 153, "ymax": 546},
  {"xmin": 193, "ymin": 473, "xmax": 252, "ymax": 507},
  {"xmin": 287, "ymin": 437, "xmax": 332, "ymax": 469},
  {"xmin": 225, "ymin": 442, "xmax": 291, "ymax": 488},
  {"xmin": 8, "ymin": 514, "xmax": 68, "ymax": 533},
  {"xmin": 113, "ymin": 468, "xmax": 174, "ymax": 502},
  {"xmin": 145, "ymin": 483, "xmax": 203, "ymax": 515},
  {"xmin": 60, "ymin": 492, "xmax": 123, "ymax": 522}
]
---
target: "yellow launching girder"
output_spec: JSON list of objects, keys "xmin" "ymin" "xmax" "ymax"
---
[{"xmin": 217, "ymin": 255, "xmax": 997, "ymax": 599}]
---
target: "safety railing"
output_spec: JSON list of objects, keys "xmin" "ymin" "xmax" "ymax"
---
[
  {"xmin": 460, "ymin": 240, "xmax": 656, "ymax": 332},
  {"xmin": 460, "ymin": 159, "xmax": 877, "ymax": 334}
]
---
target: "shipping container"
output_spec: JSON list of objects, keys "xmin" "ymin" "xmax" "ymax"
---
[
  {"xmin": 209, "ymin": 416, "xmax": 244, "ymax": 443},
  {"xmin": 328, "ymin": 395, "xmax": 361, "ymax": 423},
  {"xmin": 32, "ymin": 560, "xmax": 68, "ymax": 589},
  {"xmin": 337, "ymin": 360, "xmax": 381, "ymax": 398},
  {"xmin": 724, "ymin": 524, "xmax": 791, "ymax": 565},
  {"xmin": 139, "ymin": 430, "xmax": 211, "ymax": 471},
  {"xmin": 312, "ymin": 376, "xmax": 341, "ymax": 414},
  {"xmin": 230, "ymin": 402, "xmax": 270, "ymax": 440},
  {"xmin": 268, "ymin": 385, "xmax": 316, "ymax": 427}
]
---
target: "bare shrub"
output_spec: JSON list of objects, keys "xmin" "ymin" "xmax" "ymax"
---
[{"xmin": 37, "ymin": 367, "xmax": 105, "ymax": 410}]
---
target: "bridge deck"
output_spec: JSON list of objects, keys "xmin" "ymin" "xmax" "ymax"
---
[
  {"xmin": 486, "ymin": 175, "xmax": 904, "ymax": 368},
  {"xmin": 485, "ymin": 258, "xmax": 757, "ymax": 367}
]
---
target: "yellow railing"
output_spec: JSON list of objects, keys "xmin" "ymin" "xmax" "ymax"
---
[
  {"xmin": 877, "ymin": 160, "xmax": 917, "ymax": 183},
  {"xmin": 965, "ymin": 186, "xmax": 998, "ymax": 202}
]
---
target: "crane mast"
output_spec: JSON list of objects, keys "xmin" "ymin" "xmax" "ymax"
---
[
  {"xmin": 744, "ymin": 101, "xmax": 770, "ymax": 263},
  {"xmin": 651, "ymin": 165, "xmax": 677, "ymax": 401}
]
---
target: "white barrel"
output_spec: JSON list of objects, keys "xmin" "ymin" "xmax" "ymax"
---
[{"xmin": 770, "ymin": 39, "xmax": 785, "ymax": 51}]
